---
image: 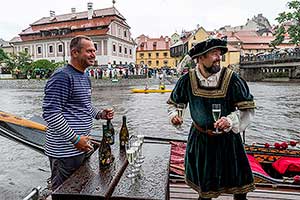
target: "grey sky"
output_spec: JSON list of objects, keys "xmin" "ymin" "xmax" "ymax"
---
[{"xmin": 0, "ymin": 0, "xmax": 290, "ymax": 41}]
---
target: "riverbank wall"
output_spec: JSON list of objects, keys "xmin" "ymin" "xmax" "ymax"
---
[{"xmin": 0, "ymin": 78, "xmax": 169, "ymax": 89}]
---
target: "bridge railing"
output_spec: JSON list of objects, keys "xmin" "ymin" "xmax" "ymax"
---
[{"xmin": 240, "ymin": 52, "xmax": 300, "ymax": 65}]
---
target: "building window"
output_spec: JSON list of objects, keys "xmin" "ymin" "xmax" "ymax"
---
[
  {"xmin": 94, "ymin": 43, "xmax": 98, "ymax": 51},
  {"xmin": 156, "ymin": 53, "xmax": 159, "ymax": 57},
  {"xmin": 163, "ymin": 60, "xmax": 168, "ymax": 65},
  {"xmin": 119, "ymin": 45, "xmax": 122, "ymax": 53},
  {"xmin": 113, "ymin": 60, "xmax": 116, "ymax": 65},
  {"xmin": 124, "ymin": 30, "xmax": 127, "ymax": 37},
  {"xmin": 148, "ymin": 53, "xmax": 151, "ymax": 58},
  {"xmin": 24, "ymin": 48, "xmax": 29, "ymax": 53},
  {"xmin": 113, "ymin": 44, "xmax": 116, "ymax": 52},
  {"xmin": 49, "ymin": 45, "xmax": 53, "ymax": 53},
  {"xmin": 103, "ymin": 40, "xmax": 107, "ymax": 55},
  {"xmin": 120, "ymin": 61, "xmax": 122, "ymax": 65},
  {"xmin": 124, "ymin": 47, "xmax": 127, "ymax": 54},
  {"xmin": 37, "ymin": 46, "xmax": 42, "ymax": 54},
  {"xmin": 129, "ymin": 49, "xmax": 132, "ymax": 55},
  {"xmin": 156, "ymin": 60, "xmax": 159, "ymax": 65},
  {"xmin": 58, "ymin": 44, "xmax": 63, "ymax": 53},
  {"xmin": 163, "ymin": 52, "xmax": 168, "ymax": 57},
  {"xmin": 148, "ymin": 61, "xmax": 152, "ymax": 66},
  {"xmin": 140, "ymin": 53, "xmax": 144, "ymax": 58}
]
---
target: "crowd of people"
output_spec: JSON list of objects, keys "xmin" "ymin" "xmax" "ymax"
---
[{"xmin": 84, "ymin": 65, "xmax": 178, "ymax": 80}]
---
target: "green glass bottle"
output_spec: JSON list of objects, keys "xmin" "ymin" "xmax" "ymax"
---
[
  {"xmin": 99, "ymin": 124, "xmax": 114, "ymax": 168},
  {"xmin": 119, "ymin": 115, "xmax": 129, "ymax": 148},
  {"xmin": 106, "ymin": 119, "xmax": 115, "ymax": 145}
]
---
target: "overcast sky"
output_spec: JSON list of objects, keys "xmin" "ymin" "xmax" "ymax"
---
[{"xmin": 0, "ymin": 0, "xmax": 290, "ymax": 41}]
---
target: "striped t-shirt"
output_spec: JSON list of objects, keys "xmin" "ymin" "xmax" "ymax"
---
[{"xmin": 43, "ymin": 64, "xmax": 99, "ymax": 158}]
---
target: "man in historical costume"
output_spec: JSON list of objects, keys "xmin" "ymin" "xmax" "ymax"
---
[{"xmin": 167, "ymin": 38, "xmax": 256, "ymax": 200}]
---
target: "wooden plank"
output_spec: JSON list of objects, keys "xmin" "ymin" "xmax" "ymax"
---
[
  {"xmin": 51, "ymin": 140, "xmax": 127, "ymax": 200},
  {"xmin": 111, "ymin": 143, "xmax": 171, "ymax": 200},
  {"xmin": 169, "ymin": 182, "xmax": 300, "ymax": 200}
]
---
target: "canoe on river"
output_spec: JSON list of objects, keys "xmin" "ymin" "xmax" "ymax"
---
[
  {"xmin": 131, "ymin": 88, "xmax": 172, "ymax": 93},
  {"xmin": 0, "ymin": 111, "xmax": 100, "ymax": 154}
]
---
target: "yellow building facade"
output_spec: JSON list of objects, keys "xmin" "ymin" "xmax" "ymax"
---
[
  {"xmin": 135, "ymin": 35, "xmax": 176, "ymax": 69},
  {"xmin": 136, "ymin": 50, "xmax": 176, "ymax": 69}
]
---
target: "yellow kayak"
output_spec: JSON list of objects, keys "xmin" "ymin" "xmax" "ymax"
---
[{"xmin": 131, "ymin": 88, "xmax": 172, "ymax": 93}]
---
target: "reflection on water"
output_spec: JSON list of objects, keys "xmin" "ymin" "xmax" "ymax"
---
[{"xmin": 0, "ymin": 81, "xmax": 300, "ymax": 199}]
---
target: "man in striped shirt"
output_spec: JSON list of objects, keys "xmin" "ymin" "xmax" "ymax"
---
[{"xmin": 42, "ymin": 35, "xmax": 114, "ymax": 190}]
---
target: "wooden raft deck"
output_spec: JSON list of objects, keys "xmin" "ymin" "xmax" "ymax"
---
[{"xmin": 169, "ymin": 182, "xmax": 300, "ymax": 200}]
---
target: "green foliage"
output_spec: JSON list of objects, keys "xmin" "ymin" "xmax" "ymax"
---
[
  {"xmin": 31, "ymin": 59, "xmax": 55, "ymax": 71},
  {"xmin": 270, "ymin": 26, "xmax": 285, "ymax": 47},
  {"xmin": 272, "ymin": 0, "xmax": 300, "ymax": 46},
  {"xmin": 3, "ymin": 51, "xmax": 32, "ymax": 74},
  {"xmin": 0, "ymin": 48, "xmax": 9, "ymax": 62}
]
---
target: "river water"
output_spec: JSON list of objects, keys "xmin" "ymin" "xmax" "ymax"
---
[{"xmin": 0, "ymin": 80, "xmax": 299, "ymax": 199}]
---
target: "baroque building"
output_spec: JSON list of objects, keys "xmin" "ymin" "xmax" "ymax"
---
[
  {"xmin": 135, "ymin": 35, "xmax": 175, "ymax": 69},
  {"xmin": 170, "ymin": 26, "xmax": 240, "ymax": 69},
  {"xmin": 10, "ymin": 3, "xmax": 135, "ymax": 66}
]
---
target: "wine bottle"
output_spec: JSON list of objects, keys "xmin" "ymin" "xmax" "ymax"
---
[
  {"xmin": 106, "ymin": 119, "xmax": 115, "ymax": 145},
  {"xmin": 119, "ymin": 115, "xmax": 129, "ymax": 148},
  {"xmin": 99, "ymin": 124, "xmax": 114, "ymax": 168}
]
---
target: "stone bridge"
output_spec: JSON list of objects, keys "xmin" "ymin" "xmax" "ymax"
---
[{"xmin": 239, "ymin": 53, "xmax": 300, "ymax": 81}]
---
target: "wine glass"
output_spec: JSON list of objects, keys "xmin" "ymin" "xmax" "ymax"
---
[
  {"xmin": 125, "ymin": 144, "xmax": 137, "ymax": 182},
  {"xmin": 131, "ymin": 144, "xmax": 141, "ymax": 174},
  {"xmin": 176, "ymin": 103, "xmax": 185, "ymax": 131},
  {"xmin": 136, "ymin": 134, "xmax": 145, "ymax": 161},
  {"xmin": 212, "ymin": 104, "xmax": 221, "ymax": 134}
]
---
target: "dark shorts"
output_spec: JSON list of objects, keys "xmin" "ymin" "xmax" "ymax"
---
[{"xmin": 49, "ymin": 154, "xmax": 86, "ymax": 191}]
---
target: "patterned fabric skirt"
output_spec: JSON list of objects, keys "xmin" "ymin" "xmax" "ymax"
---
[{"xmin": 185, "ymin": 126, "xmax": 255, "ymax": 198}]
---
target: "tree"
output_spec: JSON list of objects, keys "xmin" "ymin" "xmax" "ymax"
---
[
  {"xmin": 3, "ymin": 51, "xmax": 32, "ymax": 75},
  {"xmin": 0, "ymin": 48, "xmax": 8, "ymax": 63},
  {"xmin": 271, "ymin": 0, "xmax": 300, "ymax": 46}
]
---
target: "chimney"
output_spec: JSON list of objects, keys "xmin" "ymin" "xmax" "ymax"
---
[
  {"xmin": 50, "ymin": 10, "xmax": 55, "ymax": 17},
  {"xmin": 87, "ymin": 2, "xmax": 93, "ymax": 20},
  {"xmin": 71, "ymin": 8, "xmax": 76, "ymax": 13}
]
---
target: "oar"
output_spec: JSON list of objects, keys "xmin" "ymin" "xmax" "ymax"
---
[{"xmin": 0, "ymin": 111, "xmax": 47, "ymax": 131}]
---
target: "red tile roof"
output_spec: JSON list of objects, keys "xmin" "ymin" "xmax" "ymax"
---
[
  {"xmin": 20, "ymin": 7, "xmax": 126, "ymax": 36},
  {"xmin": 227, "ymin": 44, "xmax": 240, "ymax": 52},
  {"xmin": 242, "ymin": 44, "xmax": 272, "ymax": 50},
  {"xmin": 236, "ymin": 36, "xmax": 274, "ymax": 44},
  {"xmin": 31, "ymin": 7, "xmax": 125, "ymax": 25},
  {"xmin": 136, "ymin": 35, "xmax": 171, "ymax": 51}
]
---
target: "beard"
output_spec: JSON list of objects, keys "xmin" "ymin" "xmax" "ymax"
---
[{"xmin": 204, "ymin": 63, "xmax": 221, "ymax": 74}]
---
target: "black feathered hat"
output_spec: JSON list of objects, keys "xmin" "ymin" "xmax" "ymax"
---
[{"xmin": 188, "ymin": 38, "xmax": 228, "ymax": 59}]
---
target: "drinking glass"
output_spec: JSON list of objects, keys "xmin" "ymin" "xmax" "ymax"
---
[
  {"xmin": 212, "ymin": 104, "xmax": 221, "ymax": 134},
  {"xmin": 125, "ymin": 144, "xmax": 137, "ymax": 181},
  {"xmin": 131, "ymin": 144, "xmax": 141, "ymax": 174},
  {"xmin": 176, "ymin": 103, "xmax": 185, "ymax": 130},
  {"xmin": 136, "ymin": 134, "xmax": 145, "ymax": 160}
]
